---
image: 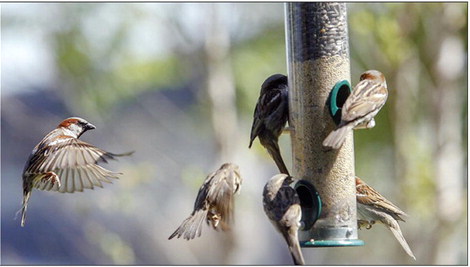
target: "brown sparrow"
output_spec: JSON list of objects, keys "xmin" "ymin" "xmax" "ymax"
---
[
  {"xmin": 168, "ymin": 163, "xmax": 242, "ymax": 240},
  {"xmin": 249, "ymin": 74, "xmax": 290, "ymax": 175},
  {"xmin": 356, "ymin": 176, "xmax": 416, "ymax": 260},
  {"xmin": 323, "ymin": 70, "xmax": 388, "ymax": 149},
  {"xmin": 20, "ymin": 117, "xmax": 132, "ymax": 227},
  {"xmin": 263, "ymin": 174, "xmax": 305, "ymax": 265}
]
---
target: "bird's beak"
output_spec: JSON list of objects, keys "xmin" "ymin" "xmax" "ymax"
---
[
  {"xmin": 285, "ymin": 175, "xmax": 295, "ymax": 185},
  {"xmin": 86, "ymin": 123, "xmax": 96, "ymax": 130}
]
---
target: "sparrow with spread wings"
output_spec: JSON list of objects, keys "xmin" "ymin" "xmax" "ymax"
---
[
  {"xmin": 323, "ymin": 70, "xmax": 388, "ymax": 150},
  {"xmin": 356, "ymin": 176, "xmax": 416, "ymax": 260},
  {"xmin": 249, "ymin": 74, "xmax": 290, "ymax": 175},
  {"xmin": 20, "ymin": 117, "xmax": 132, "ymax": 227},
  {"xmin": 168, "ymin": 163, "xmax": 242, "ymax": 240}
]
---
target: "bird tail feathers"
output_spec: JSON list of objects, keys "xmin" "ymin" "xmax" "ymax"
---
[
  {"xmin": 18, "ymin": 190, "xmax": 32, "ymax": 227},
  {"xmin": 265, "ymin": 141, "xmax": 290, "ymax": 175},
  {"xmin": 389, "ymin": 221, "xmax": 416, "ymax": 260},
  {"xmin": 283, "ymin": 228, "xmax": 305, "ymax": 265},
  {"xmin": 322, "ymin": 125, "xmax": 353, "ymax": 150},
  {"xmin": 168, "ymin": 209, "xmax": 208, "ymax": 240}
]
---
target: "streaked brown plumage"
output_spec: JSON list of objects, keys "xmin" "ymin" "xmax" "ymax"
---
[
  {"xmin": 20, "ymin": 117, "xmax": 132, "ymax": 227},
  {"xmin": 356, "ymin": 176, "xmax": 416, "ymax": 260},
  {"xmin": 263, "ymin": 174, "xmax": 305, "ymax": 265},
  {"xmin": 168, "ymin": 163, "xmax": 242, "ymax": 240},
  {"xmin": 323, "ymin": 70, "xmax": 388, "ymax": 150},
  {"xmin": 249, "ymin": 74, "xmax": 290, "ymax": 175}
]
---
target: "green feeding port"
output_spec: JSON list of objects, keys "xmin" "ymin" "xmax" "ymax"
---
[
  {"xmin": 294, "ymin": 179, "xmax": 364, "ymax": 248},
  {"xmin": 294, "ymin": 180, "xmax": 322, "ymax": 232},
  {"xmin": 328, "ymin": 80, "xmax": 352, "ymax": 125}
]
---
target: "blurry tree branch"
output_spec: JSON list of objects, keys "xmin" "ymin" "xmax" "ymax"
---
[
  {"xmin": 391, "ymin": 4, "xmax": 466, "ymax": 264},
  {"xmin": 349, "ymin": 3, "xmax": 467, "ymax": 264},
  {"xmin": 429, "ymin": 5, "xmax": 466, "ymax": 264},
  {"xmin": 204, "ymin": 4, "xmax": 239, "ymax": 161}
]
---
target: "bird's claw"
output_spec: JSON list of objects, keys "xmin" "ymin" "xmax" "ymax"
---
[
  {"xmin": 358, "ymin": 220, "xmax": 374, "ymax": 230},
  {"xmin": 209, "ymin": 212, "xmax": 221, "ymax": 229}
]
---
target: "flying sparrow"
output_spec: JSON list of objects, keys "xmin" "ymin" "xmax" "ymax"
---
[
  {"xmin": 249, "ymin": 74, "xmax": 290, "ymax": 175},
  {"xmin": 356, "ymin": 176, "xmax": 416, "ymax": 260},
  {"xmin": 263, "ymin": 174, "xmax": 305, "ymax": 265},
  {"xmin": 168, "ymin": 163, "xmax": 242, "ymax": 240},
  {"xmin": 323, "ymin": 70, "xmax": 388, "ymax": 150},
  {"xmin": 20, "ymin": 117, "xmax": 133, "ymax": 227}
]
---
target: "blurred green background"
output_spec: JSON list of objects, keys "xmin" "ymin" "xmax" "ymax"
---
[{"xmin": 1, "ymin": 3, "xmax": 467, "ymax": 265}]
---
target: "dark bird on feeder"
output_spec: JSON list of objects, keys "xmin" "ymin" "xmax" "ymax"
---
[
  {"xmin": 356, "ymin": 176, "xmax": 416, "ymax": 260},
  {"xmin": 168, "ymin": 163, "xmax": 242, "ymax": 240},
  {"xmin": 249, "ymin": 74, "xmax": 290, "ymax": 175},
  {"xmin": 263, "ymin": 174, "xmax": 305, "ymax": 265},
  {"xmin": 323, "ymin": 70, "xmax": 388, "ymax": 150},
  {"xmin": 20, "ymin": 117, "xmax": 133, "ymax": 227}
]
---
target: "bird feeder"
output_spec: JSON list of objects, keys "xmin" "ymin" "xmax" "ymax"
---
[{"xmin": 285, "ymin": 2, "xmax": 363, "ymax": 247}]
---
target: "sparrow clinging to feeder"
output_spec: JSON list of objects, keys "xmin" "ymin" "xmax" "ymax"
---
[
  {"xmin": 356, "ymin": 176, "xmax": 416, "ymax": 260},
  {"xmin": 263, "ymin": 174, "xmax": 305, "ymax": 265},
  {"xmin": 249, "ymin": 74, "xmax": 290, "ymax": 175},
  {"xmin": 323, "ymin": 70, "xmax": 388, "ymax": 150}
]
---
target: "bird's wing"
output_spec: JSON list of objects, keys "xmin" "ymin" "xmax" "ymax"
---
[
  {"xmin": 25, "ymin": 136, "xmax": 126, "ymax": 193},
  {"xmin": 341, "ymin": 80, "xmax": 388, "ymax": 123},
  {"xmin": 265, "ymin": 184, "xmax": 300, "ymax": 222},
  {"xmin": 249, "ymin": 98, "xmax": 266, "ymax": 147},
  {"xmin": 249, "ymin": 88, "xmax": 286, "ymax": 147},
  {"xmin": 356, "ymin": 179, "xmax": 407, "ymax": 220},
  {"xmin": 205, "ymin": 167, "xmax": 237, "ymax": 224},
  {"xmin": 280, "ymin": 204, "xmax": 305, "ymax": 265},
  {"xmin": 281, "ymin": 201, "xmax": 301, "ymax": 230}
]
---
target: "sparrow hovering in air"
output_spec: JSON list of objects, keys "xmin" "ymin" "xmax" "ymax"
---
[
  {"xmin": 20, "ymin": 117, "xmax": 133, "ymax": 227},
  {"xmin": 168, "ymin": 163, "xmax": 242, "ymax": 240},
  {"xmin": 356, "ymin": 176, "xmax": 416, "ymax": 260},
  {"xmin": 249, "ymin": 74, "xmax": 290, "ymax": 175},
  {"xmin": 323, "ymin": 70, "xmax": 388, "ymax": 150},
  {"xmin": 263, "ymin": 174, "xmax": 305, "ymax": 265}
]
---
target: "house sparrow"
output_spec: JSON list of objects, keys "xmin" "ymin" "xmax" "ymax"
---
[
  {"xmin": 20, "ymin": 117, "xmax": 133, "ymax": 227},
  {"xmin": 249, "ymin": 74, "xmax": 290, "ymax": 175},
  {"xmin": 356, "ymin": 176, "xmax": 416, "ymax": 260},
  {"xmin": 263, "ymin": 174, "xmax": 305, "ymax": 265},
  {"xmin": 168, "ymin": 163, "xmax": 242, "ymax": 240},
  {"xmin": 323, "ymin": 70, "xmax": 388, "ymax": 149}
]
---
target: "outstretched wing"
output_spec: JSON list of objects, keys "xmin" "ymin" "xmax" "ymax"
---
[
  {"xmin": 25, "ymin": 136, "xmax": 130, "ymax": 193},
  {"xmin": 356, "ymin": 177, "xmax": 406, "ymax": 221}
]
